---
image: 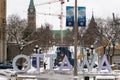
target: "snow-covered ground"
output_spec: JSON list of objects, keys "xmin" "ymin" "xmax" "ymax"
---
[
  {"xmin": 1, "ymin": 46, "xmax": 120, "ymax": 80},
  {"xmin": 0, "ymin": 69, "xmax": 16, "ymax": 80},
  {"xmin": 0, "ymin": 75, "xmax": 9, "ymax": 80}
]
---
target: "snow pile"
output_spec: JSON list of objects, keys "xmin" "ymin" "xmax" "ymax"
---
[
  {"xmin": 0, "ymin": 75, "xmax": 9, "ymax": 80},
  {"xmin": 27, "ymin": 66, "xmax": 36, "ymax": 74},
  {"xmin": 96, "ymin": 76, "xmax": 115, "ymax": 79},
  {"xmin": 27, "ymin": 59, "xmax": 44, "ymax": 74}
]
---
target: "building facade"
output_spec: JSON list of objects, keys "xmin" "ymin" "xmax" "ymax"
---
[
  {"xmin": 0, "ymin": 0, "xmax": 6, "ymax": 63},
  {"xmin": 82, "ymin": 14, "xmax": 99, "ymax": 47}
]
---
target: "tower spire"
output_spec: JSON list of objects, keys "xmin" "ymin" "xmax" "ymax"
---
[
  {"xmin": 29, "ymin": 0, "xmax": 35, "ymax": 9},
  {"xmin": 91, "ymin": 11, "xmax": 95, "ymax": 22},
  {"xmin": 28, "ymin": 0, "xmax": 36, "ymax": 32}
]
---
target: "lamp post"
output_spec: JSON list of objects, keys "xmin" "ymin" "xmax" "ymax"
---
[
  {"xmin": 110, "ymin": 45, "xmax": 114, "ymax": 64},
  {"xmin": 39, "ymin": 48, "xmax": 42, "ymax": 54},
  {"xmin": 19, "ymin": 41, "xmax": 24, "ymax": 70},
  {"xmin": 90, "ymin": 45, "xmax": 94, "ymax": 55},
  {"xmin": 74, "ymin": 0, "xmax": 78, "ymax": 79},
  {"xmin": 34, "ymin": 45, "xmax": 39, "ymax": 53},
  {"xmin": 20, "ymin": 41, "xmax": 24, "ymax": 54},
  {"xmin": 103, "ymin": 46, "xmax": 106, "ymax": 54},
  {"xmin": 86, "ymin": 48, "xmax": 90, "ymax": 63}
]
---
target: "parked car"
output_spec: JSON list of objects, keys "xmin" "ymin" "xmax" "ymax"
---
[{"xmin": 0, "ymin": 63, "xmax": 13, "ymax": 69}]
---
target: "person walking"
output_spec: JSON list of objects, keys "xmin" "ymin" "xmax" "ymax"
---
[{"xmin": 44, "ymin": 62, "xmax": 47, "ymax": 70}]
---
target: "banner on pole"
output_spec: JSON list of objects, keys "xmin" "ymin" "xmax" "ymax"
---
[
  {"xmin": 66, "ymin": 6, "xmax": 74, "ymax": 27},
  {"xmin": 78, "ymin": 7, "xmax": 86, "ymax": 27}
]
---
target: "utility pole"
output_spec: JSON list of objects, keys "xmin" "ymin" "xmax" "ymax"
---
[
  {"xmin": 74, "ymin": 0, "xmax": 78, "ymax": 80},
  {"xmin": 60, "ymin": 0, "xmax": 64, "ymax": 45},
  {"xmin": 0, "ymin": 0, "xmax": 6, "ymax": 63}
]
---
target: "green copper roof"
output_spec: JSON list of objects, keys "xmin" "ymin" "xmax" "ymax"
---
[
  {"xmin": 29, "ymin": 0, "xmax": 35, "ymax": 8},
  {"xmin": 51, "ymin": 30, "xmax": 68, "ymax": 37}
]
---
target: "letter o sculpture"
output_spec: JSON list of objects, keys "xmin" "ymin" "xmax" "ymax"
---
[{"xmin": 12, "ymin": 54, "xmax": 31, "ymax": 73}]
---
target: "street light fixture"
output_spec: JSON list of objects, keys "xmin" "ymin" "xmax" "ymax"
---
[
  {"xmin": 90, "ymin": 45, "xmax": 94, "ymax": 55},
  {"xmin": 34, "ymin": 45, "xmax": 39, "ymax": 53}
]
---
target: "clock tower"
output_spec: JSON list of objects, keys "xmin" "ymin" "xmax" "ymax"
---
[{"xmin": 28, "ymin": 0, "xmax": 36, "ymax": 32}]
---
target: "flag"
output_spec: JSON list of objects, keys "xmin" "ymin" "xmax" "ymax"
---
[
  {"xmin": 66, "ymin": 6, "xmax": 74, "ymax": 27},
  {"xmin": 78, "ymin": 7, "xmax": 86, "ymax": 27}
]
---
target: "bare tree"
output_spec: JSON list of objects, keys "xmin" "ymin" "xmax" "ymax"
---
[
  {"xmin": 6, "ymin": 14, "xmax": 37, "ymax": 54},
  {"xmin": 96, "ymin": 16, "xmax": 120, "ymax": 47},
  {"xmin": 64, "ymin": 28, "xmax": 73, "ymax": 46},
  {"xmin": 95, "ymin": 14, "xmax": 120, "ymax": 64},
  {"xmin": 6, "ymin": 14, "xmax": 27, "ymax": 44}
]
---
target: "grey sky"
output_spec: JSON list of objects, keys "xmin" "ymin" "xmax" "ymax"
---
[{"xmin": 7, "ymin": 0, "xmax": 120, "ymax": 30}]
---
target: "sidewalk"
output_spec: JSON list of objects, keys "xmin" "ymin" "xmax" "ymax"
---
[{"xmin": 16, "ymin": 72, "xmax": 85, "ymax": 80}]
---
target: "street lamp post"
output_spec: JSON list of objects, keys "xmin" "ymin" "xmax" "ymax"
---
[
  {"xmin": 74, "ymin": 0, "xmax": 78, "ymax": 79},
  {"xmin": 86, "ymin": 48, "xmax": 90, "ymax": 62},
  {"xmin": 90, "ymin": 45, "xmax": 94, "ymax": 55},
  {"xmin": 39, "ymin": 48, "xmax": 42, "ymax": 54},
  {"xmin": 110, "ymin": 45, "xmax": 114, "ymax": 64},
  {"xmin": 20, "ymin": 41, "xmax": 24, "ymax": 54},
  {"xmin": 103, "ymin": 46, "xmax": 106, "ymax": 54},
  {"xmin": 19, "ymin": 41, "xmax": 24, "ymax": 70},
  {"xmin": 34, "ymin": 45, "xmax": 39, "ymax": 53}
]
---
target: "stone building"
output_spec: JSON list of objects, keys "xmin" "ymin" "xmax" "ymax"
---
[
  {"xmin": 28, "ymin": 0, "xmax": 36, "ymax": 32},
  {"xmin": 82, "ymin": 14, "xmax": 99, "ymax": 47},
  {"xmin": 22, "ymin": 0, "xmax": 36, "ymax": 39},
  {"xmin": 0, "ymin": 0, "xmax": 7, "ymax": 63}
]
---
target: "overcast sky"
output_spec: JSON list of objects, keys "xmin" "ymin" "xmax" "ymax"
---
[{"xmin": 7, "ymin": 0, "xmax": 120, "ymax": 30}]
